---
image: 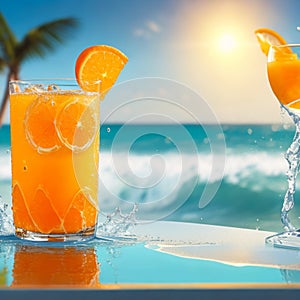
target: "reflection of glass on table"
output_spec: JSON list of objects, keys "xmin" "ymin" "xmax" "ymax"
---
[{"xmin": 11, "ymin": 245, "xmax": 100, "ymax": 287}]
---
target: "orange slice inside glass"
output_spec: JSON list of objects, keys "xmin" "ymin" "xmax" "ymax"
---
[
  {"xmin": 254, "ymin": 28, "xmax": 291, "ymax": 56},
  {"xmin": 75, "ymin": 45, "xmax": 128, "ymax": 95},
  {"xmin": 24, "ymin": 95, "xmax": 61, "ymax": 153},
  {"xmin": 12, "ymin": 183, "xmax": 38, "ymax": 233},
  {"xmin": 29, "ymin": 188, "xmax": 62, "ymax": 234},
  {"xmin": 55, "ymin": 97, "xmax": 99, "ymax": 152},
  {"xmin": 63, "ymin": 188, "xmax": 97, "ymax": 233}
]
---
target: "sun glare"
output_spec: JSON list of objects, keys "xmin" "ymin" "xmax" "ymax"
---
[{"xmin": 218, "ymin": 34, "xmax": 237, "ymax": 53}]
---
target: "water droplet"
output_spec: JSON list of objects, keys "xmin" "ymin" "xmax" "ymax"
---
[
  {"xmin": 96, "ymin": 204, "xmax": 138, "ymax": 239},
  {"xmin": 0, "ymin": 196, "xmax": 14, "ymax": 235},
  {"xmin": 107, "ymin": 127, "xmax": 111, "ymax": 133}
]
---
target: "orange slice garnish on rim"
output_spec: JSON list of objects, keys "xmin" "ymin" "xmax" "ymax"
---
[
  {"xmin": 75, "ymin": 45, "xmax": 128, "ymax": 94},
  {"xmin": 254, "ymin": 28, "xmax": 291, "ymax": 56}
]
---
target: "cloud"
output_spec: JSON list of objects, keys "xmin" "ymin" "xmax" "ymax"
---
[
  {"xmin": 146, "ymin": 21, "xmax": 160, "ymax": 33},
  {"xmin": 133, "ymin": 20, "xmax": 161, "ymax": 38}
]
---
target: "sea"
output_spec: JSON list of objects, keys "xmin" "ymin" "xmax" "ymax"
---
[{"xmin": 0, "ymin": 122, "xmax": 299, "ymax": 233}]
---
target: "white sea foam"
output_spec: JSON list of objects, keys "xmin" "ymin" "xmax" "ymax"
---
[
  {"xmin": 0, "ymin": 152, "xmax": 11, "ymax": 181},
  {"xmin": 99, "ymin": 150, "xmax": 286, "ymax": 183},
  {"xmin": 0, "ymin": 150, "xmax": 289, "ymax": 184}
]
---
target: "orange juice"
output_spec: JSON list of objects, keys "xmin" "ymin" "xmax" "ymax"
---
[
  {"xmin": 9, "ymin": 80, "xmax": 100, "ymax": 241},
  {"xmin": 267, "ymin": 55, "xmax": 300, "ymax": 107},
  {"xmin": 12, "ymin": 245, "xmax": 100, "ymax": 287}
]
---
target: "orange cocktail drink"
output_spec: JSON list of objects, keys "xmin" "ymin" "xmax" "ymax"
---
[
  {"xmin": 267, "ymin": 45, "xmax": 300, "ymax": 109},
  {"xmin": 9, "ymin": 79, "xmax": 100, "ymax": 241}
]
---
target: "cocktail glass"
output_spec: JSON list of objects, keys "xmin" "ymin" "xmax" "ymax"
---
[
  {"xmin": 9, "ymin": 79, "xmax": 100, "ymax": 242},
  {"xmin": 266, "ymin": 44, "xmax": 300, "ymax": 248}
]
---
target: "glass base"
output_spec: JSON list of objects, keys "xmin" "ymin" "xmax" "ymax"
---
[
  {"xmin": 15, "ymin": 226, "xmax": 96, "ymax": 242},
  {"xmin": 265, "ymin": 230, "xmax": 300, "ymax": 249}
]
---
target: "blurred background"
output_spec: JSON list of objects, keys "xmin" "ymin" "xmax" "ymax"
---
[{"xmin": 1, "ymin": 0, "xmax": 300, "ymax": 124}]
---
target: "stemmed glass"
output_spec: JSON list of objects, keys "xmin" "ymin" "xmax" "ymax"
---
[{"xmin": 266, "ymin": 44, "xmax": 300, "ymax": 248}]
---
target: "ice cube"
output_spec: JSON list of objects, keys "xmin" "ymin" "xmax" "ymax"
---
[{"xmin": 47, "ymin": 84, "xmax": 60, "ymax": 91}]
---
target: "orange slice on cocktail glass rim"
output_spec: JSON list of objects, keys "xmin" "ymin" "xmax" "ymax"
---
[
  {"xmin": 75, "ymin": 45, "xmax": 128, "ymax": 95},
  {"xmin": 254, "ymin": 28, "xmax": 290, "ymax": 56}
]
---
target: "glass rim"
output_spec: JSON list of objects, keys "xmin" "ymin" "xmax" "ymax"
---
[
  {"xmin": 9, "ymin": 78, "xmax": 101, "ymax": 85},
  {"xmin": 9, "ymin": 78, "xmax": 101, "ymax": 94},
  {"xmin": 270, "ymin": 43, "xmax": 300, "ymax": 48}
]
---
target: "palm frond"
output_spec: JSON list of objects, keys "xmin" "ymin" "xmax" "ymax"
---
[
  {"xmin": 0, "ymin": 12, "xmax": 17, "ymax": 62},
  {"xmin": 16, "ymin": 17, "xmax": 79, "ymax": 63},
  {"xmin": 0, "ymin": 57, "xmax": 6, "ymax": 72}
]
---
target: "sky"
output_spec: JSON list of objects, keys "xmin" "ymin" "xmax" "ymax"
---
[{"xmin": 1, "ymin": 0, "xmax": 300, "ymax": 124}]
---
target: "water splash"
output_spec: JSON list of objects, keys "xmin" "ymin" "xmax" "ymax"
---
[
  {"xmin": 0, "ymin": 190, "xmax": 138, "ymax": 240},
  {"xmin": 96, "ymin": 204, "xmax": 138, "ymax": 240},
  {"xmin": 281, "ymin": 106, "xmax": 300, "ymax": 231},
  {"xmin": 0, "ymin": 196, "xmax": 14, "ymax": 236}
]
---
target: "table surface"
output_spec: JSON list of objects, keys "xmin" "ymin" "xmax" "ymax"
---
[{"xmin": 1, "ymin": 221, "xmax": 300, "ymax": 299}]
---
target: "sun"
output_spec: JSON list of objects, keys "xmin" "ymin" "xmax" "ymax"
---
[{"xmin": 218, "ymin": 33, "xmax": 237, "ymax": 53}]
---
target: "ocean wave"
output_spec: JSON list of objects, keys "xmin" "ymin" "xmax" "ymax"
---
[
  {"xmin": 0, "ymin": 149, "xmax": 290, "ymax": 186},
  {"xmin": 97, "ymin": 150, "xmax": 290, "ymax": 220},
  {"xmin": 0, "ymin": 148, "xmax": 292, "ymax": 229},
  {"xmin": 100, "ymin": 150, "xmax": 287, "ymax": 184}
]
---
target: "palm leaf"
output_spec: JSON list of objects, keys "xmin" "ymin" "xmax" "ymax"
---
[
  {"xmin": 0, "ymin": 12, "xmax": 17, "ymax": 62},
  {"xmin": 0, "ymin": 57, "xmax": 6, "ymax": 72},
  {"xmin": 16, "ymin": 18, "xmax": 79, "ymax": 63}
]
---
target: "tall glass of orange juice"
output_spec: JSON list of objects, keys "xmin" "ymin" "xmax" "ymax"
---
[{"xmin": 9, "ymin": 79, "xmax": 100, "ymax": 242}]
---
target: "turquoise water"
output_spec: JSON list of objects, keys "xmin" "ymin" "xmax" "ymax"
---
[
  {"xmin": 0, "ymin": 123, "xmax": 298, "ymax": 232},
  {"xmin": 0, "ymin": 235, "xmax": 293, "ymax": 286}
]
